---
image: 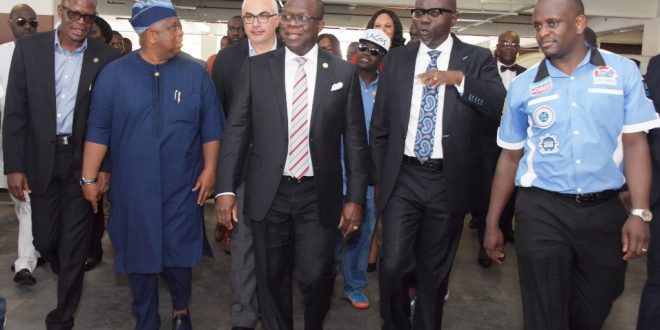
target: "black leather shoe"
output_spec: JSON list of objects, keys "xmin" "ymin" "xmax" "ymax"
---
[
  {"xmin": 477, "ymin": 246, "xmax": 492, "ymax": 268},
  {"xmin": 13, "ymin": 269, "xmax": 36, "ymax": 286},
  {"xmin": 84, "ymin": 258, "xmax": 98, "ymax": 272},
  {"xmin": 172, "ymin": 313, "xmax": 191, "ymax": 330}
]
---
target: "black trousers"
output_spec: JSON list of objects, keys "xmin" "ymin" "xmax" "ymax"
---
[
  {"xmin": 251, "ymin": 177, "xmax": 336, "ymax": 330},
  {"xmin": 379, "ymin": 162, "xmax": 463, "ymax": 330},
  {"xmin": 469, "ymin": 150, "xmax": 514, "ymax": 244},
  {"xmin": 637, "ymin": 202, "xmax": 660, "ymax": 330},
  {"xmin": 30, "ymin": 144, "xmax": 93, "ymax": 330},
  {"xmin": 515, "ymin": 187, "xmax": 627, "ymax": 330},
  {"xmin": 88, "ymin": 198, "xmax": 104, "ymax": 261}
]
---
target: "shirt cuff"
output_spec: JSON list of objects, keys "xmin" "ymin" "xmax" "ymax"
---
[
  {"xmin": 455, "ymin": 75, "xmax": 465, "ymax": 95},
  {"xmin": 622, "ymin": 118, "xmax": 660, "ymax": 134},
  {"xmin": 214, "ymin": 192, "xmax": 236, "ymax": 199}
]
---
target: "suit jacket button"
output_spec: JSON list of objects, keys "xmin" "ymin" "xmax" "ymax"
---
[
  {"xmin": 309, "ymin": 137, "xmax": 314, "ymax": 142},
  {"xmin": 50, "ymin": 140, "xmax": 55, "ymax": 145},
  {"xmin": 401, "ymin": 134, "xmax": 406, "ymax": 139}
]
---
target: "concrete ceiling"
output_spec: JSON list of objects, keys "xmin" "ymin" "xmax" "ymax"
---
[{"xmin": 97, "ymin": 0, "xmax": 660, "ymax": 40}]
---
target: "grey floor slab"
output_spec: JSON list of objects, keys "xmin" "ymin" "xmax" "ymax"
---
[{"xmin": 0, "ymin": 192, "xmax": 646, "ymax": 329}]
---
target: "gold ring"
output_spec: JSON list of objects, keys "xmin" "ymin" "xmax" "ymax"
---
[
  {"xmin": 642, "ymin": 248, "xmax": 648, "ymax": 253},
  {"xmin": 352, "ymin": 225, "xmax": 359, "ymax": 230}
]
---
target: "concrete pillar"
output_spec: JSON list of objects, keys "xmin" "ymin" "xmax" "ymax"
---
[{"xmin": 642, "ymin": 17, "xmax": 660, "ymax": 56}]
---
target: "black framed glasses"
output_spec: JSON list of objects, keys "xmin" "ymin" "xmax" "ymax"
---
[
  {"xmin": 358, "ymin": 43, "xmax": 385, "ymax": 56},
  {"xmin": 61, "ymin": 6, "xmax": 97, "ymax": 24},
  {"xmin": 410, "ymin": 8, "xmax": 453, "ymax": 20},
  {"xmin": 497, "ymin": 41, "xmax": 520, "ymax": 48},
  {"xmin": 243, "ymin": 13, "xmax": 278, "ymax": 24},
  {"xmin": 278, "ymin": 13, "xmax": 321, "ymax": 25},
  {"xmin": 14, "ymin": 17, "xmax": 38, "ymax": 28}
]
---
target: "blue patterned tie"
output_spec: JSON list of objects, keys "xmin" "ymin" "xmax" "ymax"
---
[{"xmin": 414, "ymin": 50, "xmax": 441, "ymax": 163}]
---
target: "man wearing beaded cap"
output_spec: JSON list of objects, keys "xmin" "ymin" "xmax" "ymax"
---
[{"xmin": 82, "ymin": 1, "xmax": 223, "ymax": 329}]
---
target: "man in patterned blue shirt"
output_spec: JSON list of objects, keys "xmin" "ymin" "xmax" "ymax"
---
[{"xmin": 484, "ymin": 0, "xmax": 660, "ymax": 329}]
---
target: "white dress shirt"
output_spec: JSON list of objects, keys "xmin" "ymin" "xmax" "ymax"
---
[
  {"xmin": 283, "ymin": 45, "xmax": 318, "ymax": 177},
  {"xmin": 404, "ymin": 38, "xmax": 455, "ymax": 159},
  {"xmin": 498, "ymin": 60, "xmax": 517, "ymax": 90}
]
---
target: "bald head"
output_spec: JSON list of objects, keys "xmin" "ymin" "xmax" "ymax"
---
[
  {"xmin": 536, "ymin": 0, "xmax": 584, "ymax": 16},
  {"xmin": 9, "ymin": 4, "xmax": 37, "ymax": 39}
]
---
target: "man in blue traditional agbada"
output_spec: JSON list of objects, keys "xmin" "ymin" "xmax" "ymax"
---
[{"xmin": 81, "ymin": 1, "xmax": 224, "ymax": 329}]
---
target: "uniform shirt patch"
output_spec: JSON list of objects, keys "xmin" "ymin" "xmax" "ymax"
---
[
  {"xmin": 533, "ymin": 106, "xmax": 556, "ymax": 129},
  {"xmin": 530, "ymin": 77, "xmax": 553, "ymax": 96},
  {"xmin": 593, "ymin": 66, "xmax": 618, "ymax": 86},
  {"xmin": 538, "ymin": 133, "xmax": 559, "ymax": 154}
]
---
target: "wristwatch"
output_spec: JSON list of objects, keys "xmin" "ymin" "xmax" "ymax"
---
[
  {"xmin": 79, "ymin": 176, "xmax": 97, "ymax": 186},
  {"xmin": 630, "ymin": 209, "xmax": 653, "ymax": 222}
]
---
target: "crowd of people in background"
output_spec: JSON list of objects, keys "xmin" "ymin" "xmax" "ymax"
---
[{"xmin": 0, "ymin": 0, "xmax": 659, "ymax": 329}]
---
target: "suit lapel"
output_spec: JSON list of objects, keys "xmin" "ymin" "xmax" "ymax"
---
[
  {"xmin": 443, "ymin": 34, "xmax": 466, "ymax": 133},
  {"xmin": 311, "ymin": 51, "xmax": 333, "ymax": 132},
  {"xmin": 74, "ymin": 41, "xmax": 99, "ymax": 111},
  {"xmin": 399, "ymin": 43, "xmax": 420, "ymax": 128},
  {"xmin": 42, "ymin": 31, "xmax": 57, "ymax": 119},
  {"xmin": 268, "ymin": 48, "xmax": 288, "ymax": 134}
]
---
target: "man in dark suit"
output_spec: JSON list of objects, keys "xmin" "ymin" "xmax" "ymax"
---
[
  {"xmin": 638, "ymin": 53, "xmax": 660, "ymax": 330},
  {"xmin": 370, "ymin": 0, "xmax": 506, "ymax": 327},
  {"xmin": 211, "ymin": 0, "xmax": 283, "ymax": 328},
  {"xmin": 471, "ymin": 30, "xmax": 526, "ymax": 268},
  {"xmin": 215, "ymin": 0, "xmax": 369, "ymax": 328},
  {"xmin": 2, "ymin": 0, "xmax": 116, "ymax": 328}
]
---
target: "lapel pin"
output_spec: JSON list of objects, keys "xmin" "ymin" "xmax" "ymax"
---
[
  {"xmin": 154, "ymin": 72, "xmax": 160, "ymax": 77},
  {"xmin": 89, "ymin": 84, "xmax": 92, "ymax": 91},
  {"xmin": 322, "ymin": 62, "xmax": 328, "ymax": 69},
  {"xmin": 462, "ymin": 56, "xmax": 468, "ymax": 60},
  {"xmin": 93, "ymin": 57, "xmax": 99, "ymax": 63}
]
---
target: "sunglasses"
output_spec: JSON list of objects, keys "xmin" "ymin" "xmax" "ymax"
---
[
  {"xmin": 358, "ymin": 43, "xmax": 385, "ymax": 57},
  {"xmin": 14, "ymin": 17, "xmax": 38, "ymax": 28},
  {"xmin": 61, "ymin": 6, "xmax": 97, "ymax": 24}
]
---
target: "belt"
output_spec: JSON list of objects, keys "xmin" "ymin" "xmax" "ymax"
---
[
  {"xmin": 402, "ymin": 155, "xmax": 443, "ymax": 170},
  {"xmin": 283, "ymin": 176, "xmax": 313, "ymax": 183},
  {"xmin": 551, "ymin": 189, "xmax": 619, "ymax": 204},
  {"xmin": 55, "ymin": 135, "xmax": 73, "ymax": 146}
]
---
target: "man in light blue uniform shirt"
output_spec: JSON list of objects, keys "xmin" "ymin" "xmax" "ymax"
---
[
  {"xmin": 336, "ymin": 29, "xmax": 389, "ymax": 310},
  {"xmin": 484, "ymin": 0, "xmax": 660, "ymax": 329}
]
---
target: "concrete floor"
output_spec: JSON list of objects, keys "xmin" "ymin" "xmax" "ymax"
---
[{"xmin": 0, "ymin": 191, "xmax": 647, "ymax": 329}]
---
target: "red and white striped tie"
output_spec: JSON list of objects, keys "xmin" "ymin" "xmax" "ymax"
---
[{"xmin": 288, "ymin": 57, "xmax": 310, "ymax": 179}]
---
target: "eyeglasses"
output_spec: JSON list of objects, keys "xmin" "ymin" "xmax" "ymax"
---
[
  {"xmin": 497, "ymin": 41, "xmax": 520, "ymax": 48},
  {"xmin": 278, "ymin": 13, "xmax": 321, "ymax": 25},
  {"xmin": 242, "ymin": 13, "xmax": 278, "ymax": 24},
  {"xmin": 358, "ymin": 43, "xmax": 385, "ymax": 56},
  {"xmin": 13, "ymin": 17, "xmax": 38, "ymax": 28},
  {"xmin": 410, "ymin": 8, "xmax": 454, "ymax": 20},
  {"xmin": 61, "ymin": 6, "xmax": 97, "ymax": 24}
]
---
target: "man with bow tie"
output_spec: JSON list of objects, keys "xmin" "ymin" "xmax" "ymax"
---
[
  {"xmin": 496, "ymin": 31, "xmax": 526, "ymax": 90},
  {"xmin": 470, "ymin": 30, "xmax": 526, "ymax": 268}
]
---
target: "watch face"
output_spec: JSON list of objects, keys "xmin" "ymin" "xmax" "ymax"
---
[{"xmin": 642, "ymin": 210, "xmax": 653, "ymax": 221}]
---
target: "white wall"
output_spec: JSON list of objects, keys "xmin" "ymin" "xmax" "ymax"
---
[{"xmin": 0, "ymin": 0, "xmax": 56, "ymax": 15}]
